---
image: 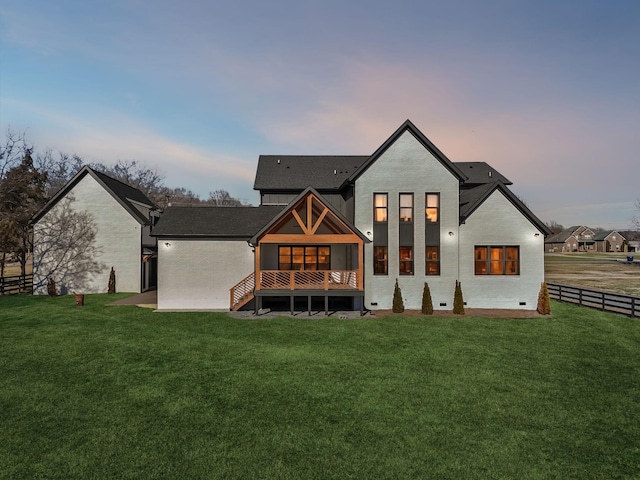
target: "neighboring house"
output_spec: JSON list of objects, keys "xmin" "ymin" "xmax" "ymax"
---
[
  {"xmin": 153, "ymin": 120, "xmax": 550, "ymax": 312},
  {"xmin": 32, "ymin": 166, "xmax": 158, "ymax": 294},
  {"xmin": 594, "ymin": 230, "xmax": 626, "ymax": 252},
  {"xmin": 545, "ymin": 226, "xmax": 596, "ymax": 253}
]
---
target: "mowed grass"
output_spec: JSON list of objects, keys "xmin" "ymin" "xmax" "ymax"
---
[
  {"xmin": 545, "ymin": 252, "xmax": 640, "ymax": 297},
  {"xmin": 1, "ymin": 295, "xmax": 639, "ymax": 479}
]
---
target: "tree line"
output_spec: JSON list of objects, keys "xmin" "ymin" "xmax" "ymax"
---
[{"xmin": 0, "ymin": 130, "xmax": 245, "ymax": 282}]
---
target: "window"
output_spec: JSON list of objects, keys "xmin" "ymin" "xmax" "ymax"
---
[
  {"xmin": 399, "ymin": 193, "xmax": 413, "ymax": 222},
  {"xmin": 374, "ymin": 193, "xmax": 388, "ymax": 222},
  {"xmin": 399, "ymin": 246, "xmax": 413, "ymax": 275},
  {"xmin": 374, "ymin": 246, "xmax": 388, "ymax": 275},
  {"xmin": 474, "ymin": 246, "xmax": 519, "ymax": 275},
  {"xmin": 425, "ymin": 193, "xmax": 439, "ymax": 223},
  {"xmin": 279, "ymin": 246, "xmax": 330, "ymax": 270},
  {"xmin": 426, "ymin": 246, "xmax": 440, "ymax": 275}
]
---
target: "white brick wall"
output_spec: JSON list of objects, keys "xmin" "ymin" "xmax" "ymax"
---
[
  {"xmin": 33, "ymin": 174, "xmax": 142, "ymax": 293},
  {"xmin": 354, "ymin": 131, "xmax": 460, "ymax": 310},
  {"xmin": 157, "ymin": 239, "xmax": 254, "ymax": 310}
]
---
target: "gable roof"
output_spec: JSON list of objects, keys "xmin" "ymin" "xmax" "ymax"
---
[
  {"xmin": 249, "ymin": 187, "xmax": 369, "ymax": 245},
  {"xmin": 593, "ymin": 230, "xmax": 625, "ymax": 241},
  {"xmin": 460, "ymin": 181, "xmax": 551, "ymax": 235},
  {"xmin": 254, "ymin": 155, "xmax": 369, "ymax": 191},
  {"xmin": 348, "ymin": 119, "xmax": 468, "ymax": 184},
  {"xmin": 151, "ymin": 205, "xmax": 285, "ymax": 237},
  {"xmin": 32, "ymin": 166, "xmax": 156, "ymax": 225}
]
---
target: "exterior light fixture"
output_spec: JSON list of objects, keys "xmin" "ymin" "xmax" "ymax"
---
[
  {"xmin": 448, "ymin": 231, "xmax": 454, "ymax": 236},
  {"xmin": 164, "ymin": 242, "xmax": 172, "ymax": 247},
  {"xmin": 534, "ymin": 233, "xmax": 540, "ymax": 237}
]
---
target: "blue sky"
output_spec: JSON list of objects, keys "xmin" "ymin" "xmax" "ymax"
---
[{"xmin": 1, "ymin": 0, "xmax": 639, "ymax": 229}]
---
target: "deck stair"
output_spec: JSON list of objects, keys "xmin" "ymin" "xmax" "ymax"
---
[{"xmin": 230, "ymin": 272, "xmax": 255, "ymax": 311}]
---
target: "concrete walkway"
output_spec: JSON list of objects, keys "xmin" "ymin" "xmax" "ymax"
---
[{"xmin": 108, "ymin": 290, "xmax": 157, "ymax": 308}]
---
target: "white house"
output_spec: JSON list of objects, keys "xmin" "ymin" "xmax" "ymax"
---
[
  {"xmin": 32, "ymin": 166, "xmax": 157, "ymax": 294},
  {"xmin": 153, "ymin": 120, "xmax": 550, "ymax": 313}
]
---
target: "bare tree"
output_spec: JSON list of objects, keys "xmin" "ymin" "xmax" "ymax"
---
[
  {"xmin": 633, "ymin": 198, "xmax": 640, "ymax": 231},
  {"xmin": 35, "ymin": 149, "xmax": 84, "ymax": 198},
  {"xmin": 545, "ymin": 220, "xmax": 565, "ymax": 234},
  {"xmin": 207, "ymin": 189, "xmax": 244, "ymax": 206},
  {"xmin": 32, "ymin": 195, "xmax": 106, "ymax": 294},
  {"xmin": 90, "ymin": 160, "xmax": 165, "ymax": 205}
]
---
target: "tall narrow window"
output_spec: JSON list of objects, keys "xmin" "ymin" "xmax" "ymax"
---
[
  {"xmin": 373, "ymin": 193, "xmax": 389, "ymax": 275},
  {"xmin": 399, "ymin": 193, "xmax": 413, "ymax": 222},
  {"xmin": 425, "ymin": 193, "xmax": 440, "ymax": 275},
  {"xmin": 474, "ymin": 246, "xmax": 519, "ymax": 275},
  {"xmin": 374, "ymin": 246, "xmax": 388, "ymax": 275},
  {"xmin": 374, "ymin": 193, "xmax": 388, "ymax": 222},
  {"xmin": 426, "ymin": 246, "xmax": 440, "ymax": 275},
  {"xmin": 399, "ymin": 246, "xmax": 413, "ymax": 275},
  {"xmin": 425, "ymin": 193, "xmax": 439, "ymax": 223}
]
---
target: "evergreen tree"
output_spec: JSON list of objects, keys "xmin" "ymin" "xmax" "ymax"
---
[
  {"xmin": 392, "ymin": 279, "xmax": 404, "ymax": 313},
  {"xmin": 421, "ymin": 282, "xmax": 433, "ymax": 315},
  {"xmin": 108, "ymin": 267, "xmax": 116, "ymax": 294},
  {"xmin": 453, "ymin": 280, "xmax": 465, "ymax": 315}
]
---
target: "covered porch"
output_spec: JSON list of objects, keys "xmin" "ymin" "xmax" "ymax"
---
[{"xmin": 230, "ymin": 188, "xmax": 368, "ymax": 314}]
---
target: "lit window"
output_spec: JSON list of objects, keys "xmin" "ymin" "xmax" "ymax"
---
[
  {"xmin": 399, "ymin": 246, "xmax": 413, "ymax": 275},
  {"xmin": 474, "ymin": 246, "xmax": 519, "ymax": 275},
  {"xmin": 425, "ymin": 193, "xmax": 439, "ymax": 223},
  {"xmin": 426, "ymin": 246, "xmax": 440, "ymax": 275},
  {"xmin": 374, "ymin": 193, "xmax": 388, "ymax": 222},
  {"xmin": 374, "ymin": 246, "xmax": 388, "ymax": 275},
  {"xmin": 399, "ymin": 194, "xmax": 413, "ymax": 222},
  {"xmin": 279, "ymin": 246, "xmax": 330, "ymax": 271}
]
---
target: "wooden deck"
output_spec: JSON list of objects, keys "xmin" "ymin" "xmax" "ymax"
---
[{"xmin": 230, "ymin": 270, "xmax": 362, "ymax": 311}]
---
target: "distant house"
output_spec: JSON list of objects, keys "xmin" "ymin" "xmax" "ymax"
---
[
  {"xmin": 153, "ymin": 120, "xmax": 550, "ymax": 313},
  {"xmin": 594, "ymin": 230, "xmax": 626, "ymax": 252},
  {"xmin": 545, "ymin": 226, "xmax": 596, "ymax": 253},
  {"xmin": 32, "ymin": 166, "xmax": 158, "ymax": 294}
]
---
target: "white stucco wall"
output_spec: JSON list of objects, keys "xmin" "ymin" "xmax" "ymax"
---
[
  {"xmin": 33, "ymin": 174, "xmax": 143, "ymax": 294},
  {"xmin": 157, "ymin": 238, "xmax": 254, "ymax": 310},
  {"xmin": 459, "ymin": 191, "xmax": 545, "ymax": 309},
  {"xmin": 354, "ymin": 131, "xmax": 461, "ymax": 310}
]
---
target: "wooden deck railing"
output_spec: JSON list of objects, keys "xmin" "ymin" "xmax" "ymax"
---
[
  {"xmin": 258, "ymin": 270, "xmax": 359, "ymax": 290},
  {"xmin": 230, "ymin": 272, "xmax": 255, "ymax": 309}
]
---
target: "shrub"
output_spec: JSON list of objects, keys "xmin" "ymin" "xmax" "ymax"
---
[
  {"xmin": 453, "ymin": 280, "xmax": 465, "ymax": 315},
  {"xmin": 421, "ymin": 282, "xmax": 433, "ymax": 315},
  {"xmin": 108, "ymin": 267, "xmax": 116, "ymax": 294},
  {"xmin": 537, "ymin": 281, "xmax": 551, "ymax": 315},
  {"xmin": 392, "ymin": 279, "xmax": 404, "ymax": 313}
]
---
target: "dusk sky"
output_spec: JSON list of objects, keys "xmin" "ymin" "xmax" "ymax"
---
[{"xmin": 1, "ymin": 0, "xmax": 639, "ymax": 230}]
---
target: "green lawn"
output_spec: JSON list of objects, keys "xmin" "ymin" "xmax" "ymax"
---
[{"xmin": 1, "ymin": 295, "xmax": 639, "ymax": 479}]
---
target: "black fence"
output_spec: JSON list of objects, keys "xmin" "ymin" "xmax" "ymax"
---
[
  {"xmin": 0, "ymin": 274, "xmax": 33, "ymax": 295},
  {"xmin": 547, "ymin": 282, "xmax": 640, "ymax": 318}
]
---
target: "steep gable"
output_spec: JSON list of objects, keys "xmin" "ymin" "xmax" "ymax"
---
[
  {"xmin": 348, "ymin": 119, "xmax": 468, "ymax": 184},
  {"xmin": 32, "ymin": 166, "xmax": 156, "ymax": 225},
  {"xmin": 460, "ymin": 181, "xmax": 550, "ymax": 235}
]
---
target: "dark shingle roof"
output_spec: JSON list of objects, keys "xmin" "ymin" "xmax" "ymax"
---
[
  {"xmin": 151, "ymin": 205, "xmax": 285, "ymax": 237},
  {"xmin": 457, "ymin": 162, "xmax": 512, "ymax": 185},
  {"xmin": 254, "ymin": 156, "xmax": 369, "ymax": 191}
]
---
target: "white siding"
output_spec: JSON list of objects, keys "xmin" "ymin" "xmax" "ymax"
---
[
  {"xmin": 354, "ymin": 131, "xmax": 460, "ymax": 310},
  {"xmin": 459, "ymin": 191, "xmax": 545, "ymax": 309},
  {"xmin": 33, "ymin": 174, "xmax": 142, "ymax": 294},
  {"xmin": 157, "ymin": 239, "xmax": 254, "ymax": 310}
]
